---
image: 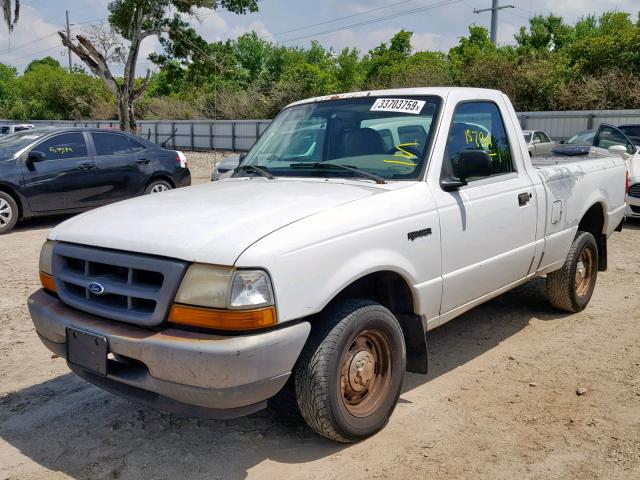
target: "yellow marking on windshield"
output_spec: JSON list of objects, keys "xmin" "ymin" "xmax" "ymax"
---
[
  {"xmin": 393, "ymin": 142, "xmax": 419, "ymax": 160},
  {"xmin": 384, "ymin": 159, "xmax": 417, "ymax": 167}
]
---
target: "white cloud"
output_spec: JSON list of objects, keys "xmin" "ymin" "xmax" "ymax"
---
[{"xmin": 0, "ymin": 5, "xmax": 68, "ymax": 71}]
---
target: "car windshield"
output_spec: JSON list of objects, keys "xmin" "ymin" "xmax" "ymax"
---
[
  {"xmin": 567, "ymin": 130, "xmax": 595, "ymax": 145},
  {"xmin": 0, "ymin": 130, "xmax": 46, "ymax": 155},
  {"xmin": 619, "ymin": 126, "xmax": 640, "ymax": 146},
  {"xmin": 239, "ymin": 96, "xmax": 441, "ymax": 181},
  {"xmin": 523, "ymin": 132, "xmax": 532, "ymax": 143}
]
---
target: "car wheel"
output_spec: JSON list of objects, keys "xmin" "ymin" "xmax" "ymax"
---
[
  {"xmin": 295, "ymin": 299, "xmax": 406, "ymax": 442},
  {"xmin": 546, "ymin": 231, "xmax": 598, "ymax": 312},
  {"xmin": 145, "ymin": 180, "xmax": 173, "ymax": 194},
  {"xmin": 0, "ymin": 192, "xmax": 18, "ymax": 235}
]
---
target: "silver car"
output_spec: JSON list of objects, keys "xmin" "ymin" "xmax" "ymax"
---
[
  {"xmin": 211, "ymin": 155, "xmax": 241, "ymax": 181},
  {"xmin": 523, "ymin": 130, "xmax": 555, "ymax": 156}
]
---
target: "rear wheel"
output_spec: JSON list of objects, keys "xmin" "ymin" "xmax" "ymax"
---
[
  {"xmin": 145, "ymin": 180, "xmax": 172, "ymax": 194},
  {"xmin": 547, "ymin": 231, "xmax": 598, "ymax": 312},
  {"xmin": 295, "ymin": 299, "xmax": 406, "ymax": 442},
  {"xmin": 0, "ymin": 192, "xmax": 18, "ymax": 235}
]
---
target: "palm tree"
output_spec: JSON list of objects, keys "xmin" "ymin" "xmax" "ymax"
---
[{"xmin": 2, "ymin": 0, "xmax": 18, "ymax": 31}]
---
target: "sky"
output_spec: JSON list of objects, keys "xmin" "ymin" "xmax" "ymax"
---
[{"xmin": 0, "ymin": 0, "xmax": 637, "ymax": 75}]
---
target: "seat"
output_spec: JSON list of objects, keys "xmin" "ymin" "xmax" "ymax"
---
[{"xmin": 342, "ymin": 128, "xmax": 386, "ymax": 157}]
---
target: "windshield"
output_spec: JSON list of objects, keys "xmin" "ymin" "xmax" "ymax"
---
[
  {"xmin": 567, "ymin": 130, "xmax": 595, "ymax": 146},
  {"xmin": 619, "ymin": 126, "xmax": 640, "ymax": 146},
  {"xmin": 0, "ymin": 130, "xmax": 46, "ymax": 155},
  {"xmin": 240, "ymin": 96, "xmax": 441, "ymax": 181},
  {"xmin": 523, "ymin": 132, "xmax": 532, "ymax": 143}
]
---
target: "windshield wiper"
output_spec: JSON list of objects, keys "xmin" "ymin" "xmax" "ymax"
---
[
  {"xmin": 234, "ymin": 164, "xmax": 276, "ymax": 180},
  {"xmin": 290, "ymin": 162, "xmax": 386, "ymax": 184}
]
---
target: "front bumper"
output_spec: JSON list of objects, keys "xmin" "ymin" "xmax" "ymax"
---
[{"xmin": 28, "ymin": 289, "xmax": 310, "ymax": 418}]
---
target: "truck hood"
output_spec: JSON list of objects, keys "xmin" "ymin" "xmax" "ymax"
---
[{"xmin": 49, "ymin": 178, "xmax": 389, "ymax": 265}]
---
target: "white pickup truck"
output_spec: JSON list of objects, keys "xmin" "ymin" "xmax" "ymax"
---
[{"xmin": 29, "ymin": 88, "xmax": 627, "ymax": 442}]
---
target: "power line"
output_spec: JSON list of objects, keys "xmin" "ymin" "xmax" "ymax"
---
[
  {"xmin": 279, "ymin": 0, "xmax": 465, "ymax": 45},
  {"xmin": 272, "ymin": 0, "xmax": 424, "ymax": 37}
]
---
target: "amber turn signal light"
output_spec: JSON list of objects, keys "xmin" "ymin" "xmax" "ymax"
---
[
  {"xmin": 40, "ymin": 272, "xmax": 57, "ymax": 293},
  {"xmin": 169, "ymin": 304, "xmax": 277, "ymax": 331}
]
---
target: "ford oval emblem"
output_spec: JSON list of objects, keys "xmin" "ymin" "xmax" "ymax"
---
[{"xmin": 88, "ymin": 282, "xmax": 106, "ymax": 295}]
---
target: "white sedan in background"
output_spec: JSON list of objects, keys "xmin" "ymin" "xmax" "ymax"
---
[{"xmin": 523, "ymin": 130, "xmax": 555, "ymax": 156}]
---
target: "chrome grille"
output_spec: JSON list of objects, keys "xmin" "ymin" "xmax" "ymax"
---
[
  {"xmin": 52, "ymin": 243, "xmax": 188, "ymax": 327},
  {"xmin": 628, "ymin": 183, "xmax": 640, "ymax": 198}
]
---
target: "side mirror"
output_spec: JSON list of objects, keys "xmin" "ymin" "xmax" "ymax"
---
[
  {"xmin": 608, "ymin": 145, "xmax": 630, "ymax": 159},
  {"xmin": 238, "ymin": 152, "xmax": 247, "ymax": 163},
  {"xmin": 27, "ymin": 150, "xmax": 45, "ymax": 163},
  {"xmin": 558, "ymin": 140, "xmax": 566, "ymax": 145},
  {"xmin": 531, "ymin": 138, "xmax": 540, "ymax": 145},
  {"xmin": 441, "ymin": 150, "xmax": 493, "ymax": 192},
  {"xmin": 459, "ymin": 149, "xmax": 492, "ymax": 181}
]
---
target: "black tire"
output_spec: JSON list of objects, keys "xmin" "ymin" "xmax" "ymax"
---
[
  {"xmin": 145, "ymin": 179, "xmax": 172, "ymax": 194},
  {"xmin": 546, "ymin": 231, "xmax": 598, "ymax": 312},
  {"xmin": 295, "ymin": 299, "xmax": 406, "ymax": 442},
  {"xmin": 0, "ymin": 191, "xmax": 18, "ymax": 235}
]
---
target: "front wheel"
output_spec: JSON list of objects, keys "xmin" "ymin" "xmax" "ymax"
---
[
  {"xmin": 145, "ymin": 180, "xmax": 173, "ymax": 194},
  {"xmin": 0, "ymin": 191, "xmax": 18, "ymax": 235},
  {"xmin": 546, "ymin": 231, "xmax": 598, "ymax": 312},
  {"xmin": 295, "ymin": 299, "xmax": 406, "ymax": 442}
]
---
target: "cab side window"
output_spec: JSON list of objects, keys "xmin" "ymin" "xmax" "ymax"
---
[
  {"xmin": 35, "ymin": 133, "xmax": 88, "ymax": 161},
  {"xmin": 595, "ymin": 126, "xmax": 635, "ymax": 154},
  {"xmin": 443, "ymin": 101, "xmax": 515, "ymax": 181}
]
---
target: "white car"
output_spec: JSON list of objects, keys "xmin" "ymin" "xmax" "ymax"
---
[
  {"xmin": 0, "ymin": 123, "xmax": 34, "ymax": 135},
  {"xmin": 29, "ymin": 88, "xmax": 627, "ymax": 442},
  {"xmin": 523, "ymin": 129, "xmax": 555, "ymax": 156}
]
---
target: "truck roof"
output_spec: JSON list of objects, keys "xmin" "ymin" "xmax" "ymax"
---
[{"xmin": 286, "ymin": 87, "xmax": 504, "ymax": 109}]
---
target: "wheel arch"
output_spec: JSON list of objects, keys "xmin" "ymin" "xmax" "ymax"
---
[
  {"xmin": 578, "ymin": 201, "xmax": 607, "ymax": 271},
  {"xmin": 318, "ymin": 270, "xmax": 428, "ymax": 374},
  {"xmin": 145, "ymin": 173, "xmax": 175, "ymax": 190},
  {"xmin": 0, "ymin": 182, "xmax": 25, "ymax": 220}
]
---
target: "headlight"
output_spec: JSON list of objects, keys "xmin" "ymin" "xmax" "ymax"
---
[
  {"xmin": 175, "ymin": 264, "xmax": 233, "ymax": 308},
  {"xmin": 170, "ymin": 264, "xmax": 276, "ymax": 331},
  {"xmin": 229, "ymin": 270, "xmax": 274, "ymax": 308},
  {"xmin": 39, "ymin": 240, "xmax": 55, "ymax": 275},
  {"xmin": 39, "ymin": 240, "xmax": 56, "ymax": 293}
]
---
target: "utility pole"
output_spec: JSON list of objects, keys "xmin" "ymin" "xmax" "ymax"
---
[
  {"xmin": 65, "ymin": 10, "xmax": 72, "ymax": 71},
  {"xmin": 473, "ymin": 0, "xmax": 514, "ymax": 44}
]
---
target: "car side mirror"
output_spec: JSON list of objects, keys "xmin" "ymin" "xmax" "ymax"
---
[
  {"xmin": 441, "ymin": 150, "xmax": 493, "ymax": 192},
  {"xmin": 531, "ymin": 138, "xmax": 540, "ymax": 145},
  {"xmin": 459, "ymin": 149, "xmax": 492, "ymax": 181},
  {"xmin": 608, "ymin": 144, "xmax": 630, "ymax": 159},
  {"xmin": 27, "ymin": 150, "xmax": 45, "ymax": 163},
  {"xmin": 558, "ymin": 140, "xmax": 566, "ymax": 144},
  {"xmin": 238, "ymin": 153, "xmax": 247, "ymax": 163}
]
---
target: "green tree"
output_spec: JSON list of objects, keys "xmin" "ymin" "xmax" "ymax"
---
[
  {"xmin": 24, "ymin": 56, "xmax": 62, "ymax": 74},
  {"xmin": 59, "ymin": 0, "xmax": 259, "ymax": 131}
]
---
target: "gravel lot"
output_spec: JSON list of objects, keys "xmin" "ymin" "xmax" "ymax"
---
[{"xmin": 0, "ymin": 158, "xmax": 639, "ymax": 479}]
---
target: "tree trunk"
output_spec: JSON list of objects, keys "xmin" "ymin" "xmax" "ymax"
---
[{"xmin": 117, "ymin": 91, "xmax": 130, "ymax": 132}]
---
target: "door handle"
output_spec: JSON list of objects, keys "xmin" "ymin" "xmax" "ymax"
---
[
  {"xmin": 136, "ymin": 159, "xmax": 150, "ymax": 165},
  {"xmin": 518, "ymin": 192, "xmax": 532, "ymax": 206},
  {"xmin": 77, "ymin": 162, "xmax": 95, "ymax": 170}
]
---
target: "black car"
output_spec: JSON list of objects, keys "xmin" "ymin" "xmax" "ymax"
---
[{"xmin": 0, "ymin": 127, "xmax": 191, "ymax": 234}]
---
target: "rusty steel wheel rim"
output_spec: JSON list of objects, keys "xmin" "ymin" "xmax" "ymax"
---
[
  {"xmin": 575, "ymin": 247, "xmax": 593, "ymax": 297},
  {"xmin": 340, "ymin": 329, "xmax": 393, "ymax": 418}
]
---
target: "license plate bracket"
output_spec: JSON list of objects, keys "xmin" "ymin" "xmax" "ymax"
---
[{"xmin": 66, "ymin": 327, "xmax": 108, "ymax": 376}]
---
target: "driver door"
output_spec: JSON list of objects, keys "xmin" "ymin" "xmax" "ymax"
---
[{"xmin": 22, "ymin": 132, "xmax": 101, "ymax": 212}]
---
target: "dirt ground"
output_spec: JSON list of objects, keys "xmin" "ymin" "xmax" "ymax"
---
[{"xmin": 1, "ymin": 152, "xmax": 639, "ymax": 479}]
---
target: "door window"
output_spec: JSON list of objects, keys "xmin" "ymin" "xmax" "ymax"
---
[
  {"xmin": 443, "ymin": 101, "xmax": 515, "ymax": 181},
  {"xmin": 92, "ymin": 132, "xmax": 142, "ymax": 156},
  {"xmin": 595, "ymin": 126, "xmax": 635, "ymax": 154},
  {"xmin": 35, "ymin": 133, "xmax": 88, "ymax": 160},
  {"xmin": 538, "ymin": 132, "xmax": 551, "ymax": 143}
]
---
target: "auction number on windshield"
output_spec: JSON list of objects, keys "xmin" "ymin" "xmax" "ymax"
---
[{"xmin": 371, "ymin": 98, "xmax": 426, "ymax": 115}]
